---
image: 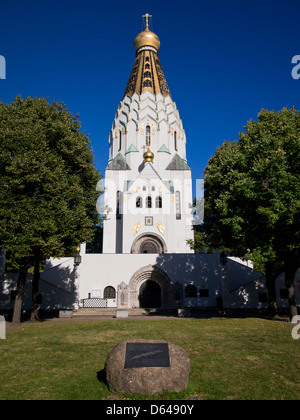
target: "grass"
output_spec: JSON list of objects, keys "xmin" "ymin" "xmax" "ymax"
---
[{"xmin": 0, "ymin": 317, "xmax": 299, "ymax": 400}]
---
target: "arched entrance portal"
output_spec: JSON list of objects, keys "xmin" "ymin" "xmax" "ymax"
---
[
  {"xmin": 127, "ymin": 265, "xmax": 171, "ymax": 308},
  {"xmin": 139, "ymin": 280, "xmax": 161, "ymax": 308}
]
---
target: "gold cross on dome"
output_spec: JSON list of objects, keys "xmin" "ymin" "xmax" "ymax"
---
[{"xmin": 142, "ymin": 13, "xmax": 152, "ymax": 29}]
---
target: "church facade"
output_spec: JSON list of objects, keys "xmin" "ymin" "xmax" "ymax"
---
[{"xmin": 1, "ymin": 16, "xmax": 299, "ymax": 314}]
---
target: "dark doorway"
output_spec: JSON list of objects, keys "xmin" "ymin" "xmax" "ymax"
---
[{"xmin": 139, "ymin": 280, "xmax": 161, "ymax": 308}]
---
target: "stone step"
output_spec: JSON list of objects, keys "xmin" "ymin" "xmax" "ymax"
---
[
  {"xmin": 73, "ymin": 308, "xmax": 117, "ymax": 316},
  {"xmin": 73, "ymin": 307, "xmax": 177, "ymax": 317}
]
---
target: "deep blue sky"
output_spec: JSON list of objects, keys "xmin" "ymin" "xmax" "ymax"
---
[{"xmin": 1, "ymin": 0, "xmax": 300, "ymax": 188}]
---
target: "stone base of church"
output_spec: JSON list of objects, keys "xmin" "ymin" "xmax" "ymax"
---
[{"xmin": 1, "ymin": 244, "xmax": 299, "ymax": 312}]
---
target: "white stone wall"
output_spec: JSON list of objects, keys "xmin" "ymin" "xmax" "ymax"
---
[{"xmin": 1, "ymin": 247, "xmax": 299, "ymax": 311}]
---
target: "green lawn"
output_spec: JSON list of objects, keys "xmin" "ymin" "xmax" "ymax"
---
[{"xmin": 0, "ymin": 318, "xmax": 299, "ymax": 400}]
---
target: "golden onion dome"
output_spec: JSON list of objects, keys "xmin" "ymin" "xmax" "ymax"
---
[
  {"xmin": 134, "ymin": 26, "xmax": 160, "ymax": 53},
  {"xmin": 143, "ymin": 146, "xmax": 154, "ymax": 162}
]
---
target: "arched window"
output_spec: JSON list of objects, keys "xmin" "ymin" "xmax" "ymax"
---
[
  {"xmin": 140, "ymin": 241, "xmax": 159, "ymax": 254},
  {"xmin": 146, "ymin": 125, "xmax": 151, "ymax": 146},
  {"xmin": 185, "ymin": 284, "xmax": 197, "ymax": 298},
  {"xmin": 146, "ymin": 196, "xmax": 152, "ymax": 208},
  {"xmin": 155, "ymin": 196, "xmax": 162, "ymax": 208},
  {"xmin": 116, "ymin": 191, "xmax": 121, "ymax": 218},
  {"xmin": 174, "ymin": 131, "xmax": 178, "ymax": 151},
  {"xmin": 144, "ymin": 71, "xmax": 151, "ymax": 78},
  {"xmin": 175, "ymin": 191, "xmax": 181, "ymax": 220},
  {"xmin": 136, "ymin": 196, "xmax": 142, "ymax": 208},
  {"xmin": 104, "ymin": 286, "xmax": 116, "ymax": 299},
  {"xmin": 143, "ymin": 80, "xmax": 152, "ymax": 87}
]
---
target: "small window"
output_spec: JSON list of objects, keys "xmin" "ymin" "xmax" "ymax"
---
[
  {"xmin": 199, "ymin": 289, "xmax": 209, "ymax": 298},
  {"xmin": 185, "ymin": 284, "xmax": 197, "ymax": 298},
  {"xmin": 116, "ymin": 191, "xmax": 121, "ymax": 218},
  {"xmin": 155, "ymin": 196, "xmax": 162, "ymax": 208},
  {"xmin": 146, "ymin": 125, "xmax": 151, "ymax": 146},
  {"xmin": 145, "ymin": 63, "xmax": 150, "ymax": 69},
  {"xmin": 143, "ymin": 186, "xmax": 147, "ymax": 191},
  {"xmin": 144, "ymin": 80, "xmax": 152, "ymax": 87},
  {"xmin": 175, "ymin": 191, "xmax": 181, "ymax": 220},
  {"xmin": 104, "ymin": 286, "xmax": 116, "ymax": 299},
  {"xmin": 146, "ymin": 196, "xmax": 152, "ymax": 208},
  {"xmin": 136, "ymin": 196, "xmax": 142, "ymax": 208},
  {"xmin": 174, "ymin": 131, "xmax": 178, "ymax": 151},
  {"xmin": 144, "ymin": 71, "xmax": 151, "ymax": 78}
]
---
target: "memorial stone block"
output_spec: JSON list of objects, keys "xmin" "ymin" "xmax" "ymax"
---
[{"xmin": 105, "ymin": 339, "xmax": 190, "ymax": 395}]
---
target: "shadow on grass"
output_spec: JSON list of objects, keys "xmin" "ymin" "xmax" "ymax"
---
[{"xmin": 97, "ymin": 369, "xmax": 108, "ymax": 387}]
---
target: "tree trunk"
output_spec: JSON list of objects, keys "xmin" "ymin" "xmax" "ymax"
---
[
  {"xmin": 30, "ymin": 252, "xmax": 41, "ymax": 321},
  {"xmin": 284, "ymin": 248, "xmax": 300, "ymax": 320},
  {"xmin": 284, "ymin": 256, "xmax": 299, "ymax": 320},
  {"xmin": 265, "ymin": 262, "xmax": 278, "ymax": 316},
  {"xmin": 12, "ymin": 260, "xmax": 30, "ymax": 325}
]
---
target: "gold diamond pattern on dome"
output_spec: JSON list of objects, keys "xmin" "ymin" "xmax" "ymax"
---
[{"xmin": 123, "ymin": 15, "xmax": 171, "ymax": 99}]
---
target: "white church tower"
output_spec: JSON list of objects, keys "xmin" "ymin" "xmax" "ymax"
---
[{"xmin": 102, "ymin": 14, "xmax": 194, "ymax": 254}]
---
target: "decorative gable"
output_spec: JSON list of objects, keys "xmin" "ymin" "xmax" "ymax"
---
[
  {"xmin": 106, "ymin": 153, "xmax": 131, "ymax": 170},
  {"xmin": 165, "ymin": 153, "xmax": 191, "ymax": 170},
  {"xmin": 157, "ymin": 144, "xmax": 171, "ymax": 154},
  {"xmin": 125, "ymin": 144, "xmax": 139, "ymax": 154}
]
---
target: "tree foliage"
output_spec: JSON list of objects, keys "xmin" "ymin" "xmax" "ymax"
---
[
  {"xmin": 203, "ymin": 107, "xmax": 300, "ymax": 317},
  {"xmin": 0, "ymin": 96, "xmax": 101, "ymax": 321}
]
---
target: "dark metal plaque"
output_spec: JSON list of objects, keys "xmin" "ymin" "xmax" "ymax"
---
[{"xmin": 124, "ymin": 342, "xmax": 170, "ymax": 369}]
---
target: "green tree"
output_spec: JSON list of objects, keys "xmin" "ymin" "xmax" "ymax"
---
[
  {"xmin": 0, "ymin": 96, "xmax": 101, "ymax": 323},
  {"xmin": 203, "ymin": 107, "xmax": 300, "ymax": 318}
]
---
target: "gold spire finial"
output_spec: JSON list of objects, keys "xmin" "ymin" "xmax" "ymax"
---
[
  {"xmin": 123, "ymin": 14, "xmax": 171, "ymax": 99},
  {"xmin": 142, "ymin": 13, "xmax": 152, "ymax": 29},
  {"xmin": 134, "ymin": 14, "xmax": 160, "ymax": 53}
]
